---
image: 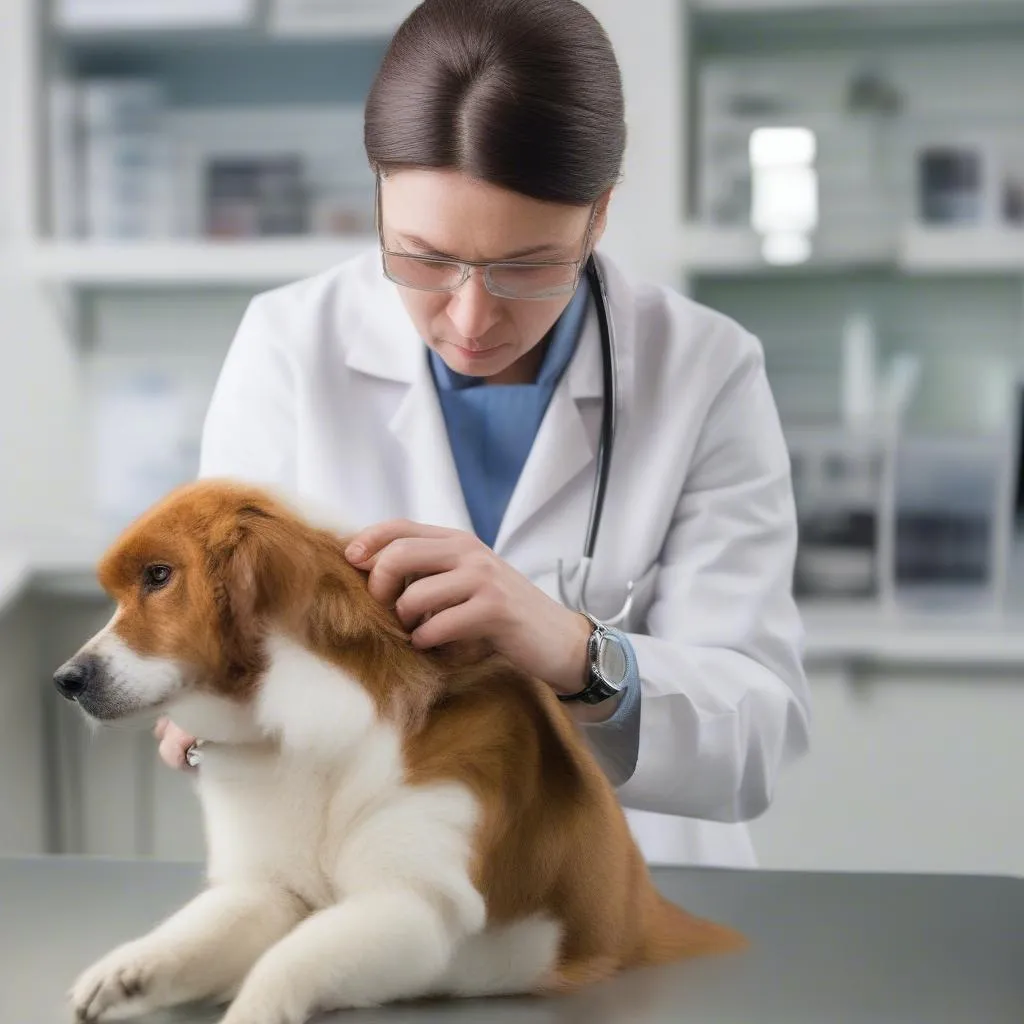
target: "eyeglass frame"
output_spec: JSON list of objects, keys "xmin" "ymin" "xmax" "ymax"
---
[{"xmin": 373, "ymin": 172, "xmax": 599, "ymax": 300}]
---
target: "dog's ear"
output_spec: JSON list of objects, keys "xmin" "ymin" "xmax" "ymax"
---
[{"xmin": 210, "ymin": 502, "xmax": 316, "ymax": 684}]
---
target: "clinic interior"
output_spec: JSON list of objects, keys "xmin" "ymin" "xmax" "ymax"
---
[{"xmin": 2, "ymin": 0, "xmax": 1024, "ymax": 880}]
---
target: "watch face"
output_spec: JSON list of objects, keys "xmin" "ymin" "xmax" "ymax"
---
[{"xmin": 597, "ymin": 635, "xmax": 628, "ymax": 688}]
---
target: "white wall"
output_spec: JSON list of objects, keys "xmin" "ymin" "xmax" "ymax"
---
[
  {"xmin": 583, "ymin": 0, "xmax": 688, "ymax": 288},
  {"xmin": 0, "ymin": 0, "xmax": 84, "ymax": 544}
]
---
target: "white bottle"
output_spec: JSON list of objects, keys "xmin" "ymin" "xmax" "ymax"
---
[{"xmin": 841, "ymin": 311, "xmax": 877, "ymax": 432}]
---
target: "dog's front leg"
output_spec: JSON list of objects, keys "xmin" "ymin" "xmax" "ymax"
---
[
  {"xmin": 219, "ymin": 888, "xmax": 472, "ymax": 1024},
  {"xmin": 70, "ymin": 881, "xmax": 307, "ymax": 1022}
]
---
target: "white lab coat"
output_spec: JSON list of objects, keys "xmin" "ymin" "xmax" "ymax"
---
[{"xmin": 198, "ymin": 248, "xmax": 811, "ymax": 869}]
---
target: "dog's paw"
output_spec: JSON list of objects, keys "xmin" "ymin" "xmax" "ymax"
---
[{"xmin": 69, "ymin": 940, "xmax": 166, "ymax": 1022}]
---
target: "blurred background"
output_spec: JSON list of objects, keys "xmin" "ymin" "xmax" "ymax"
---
[{"xmin": 2, "ymin": 0, "xmax": 1024, "ymax": 876}]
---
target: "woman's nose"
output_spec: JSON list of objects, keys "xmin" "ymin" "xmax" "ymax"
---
[{"xmin": 447, "ymin": 272, "xmax": 502, "ymax": 339}]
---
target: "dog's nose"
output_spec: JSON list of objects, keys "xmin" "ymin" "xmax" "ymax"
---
[{"xmin": 53, "ymin": 657, "xmax": 98, "ymax": 701}]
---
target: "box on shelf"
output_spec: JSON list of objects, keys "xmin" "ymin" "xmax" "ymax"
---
[
  {"xmin": 48, "ymin": 77, "xmax": 173, "ymax": 240},
  {"xmin": 204, "ymin": 155, "xmax": 310, "ymax": 238},
  {"xmin": 788, "ymin": 429, "xmax": 890, "ymax": 603},
  {"xmin": 171, "ymin": 105, "xmax": 374, "ymax": 239},
  {"xmin": 891, "ymin": 433, "xmax": 1015, "ymax": 613}
]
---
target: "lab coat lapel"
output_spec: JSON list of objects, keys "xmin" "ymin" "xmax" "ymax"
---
[
  {"xmin": 341, "ymin": 257, "xmax": 473, "ymax": 532},
  {"xmin": 492, "ymin": 289, "xmax": 605, "ymax": 554},
  {"xmin": 387, "ymin": 355, "xmax": 475, "ymax": 534}
]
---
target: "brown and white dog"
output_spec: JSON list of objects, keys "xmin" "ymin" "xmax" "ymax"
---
[{"xmin": 54, "ymin": 478, "xmax": 743, "ymax": 1024}]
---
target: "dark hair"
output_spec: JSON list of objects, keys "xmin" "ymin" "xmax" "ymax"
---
[{"xmin": 364, "ymin": 0, "xmax": 626, "ymax": 206}]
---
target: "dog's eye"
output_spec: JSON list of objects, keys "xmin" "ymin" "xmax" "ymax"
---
[{"xmin": 144, "ymin": 564, "xmax": 173, "ymax": 590}]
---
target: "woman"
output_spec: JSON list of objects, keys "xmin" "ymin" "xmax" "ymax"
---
[{"xmin": 156, "ymin": 0, "xmax": 810, "ymax": 867}]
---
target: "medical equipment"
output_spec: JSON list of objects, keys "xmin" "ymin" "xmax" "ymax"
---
[{"xmin": 556, "ymin": 257, "xmax": 636, "ymax": 626}]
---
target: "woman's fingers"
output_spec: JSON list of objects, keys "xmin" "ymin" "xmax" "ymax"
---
[
  {"xmin": 393, "ymin": 570, "xmax": 477, "ymax": 631},
  {"xmin": 364, "ymin": 537, "xmax": 468, "ymax": 606},
  {"xmin": 344, "ymin": 519, "xmax": 452, "ymax": 568},
  {"xmin": 157, "ymin": 721, "xmax": 198, "ymax": 771},
  {"xmin": 408, "ymin": 600, "xmax": 494, "ymax": 650}
]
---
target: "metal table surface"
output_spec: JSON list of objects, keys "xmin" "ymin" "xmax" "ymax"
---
[{"xmin": 1, "ymin": 856, "xmax": 1022, "ymax": 1023}]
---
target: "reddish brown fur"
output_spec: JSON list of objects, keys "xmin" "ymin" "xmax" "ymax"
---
[{"xmin": 98, "ymin": 478, "xmax": 746, "ymax": 992}]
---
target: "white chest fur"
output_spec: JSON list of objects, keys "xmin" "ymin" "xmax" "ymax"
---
[{"xmin": 181, "ymin": 635, "xmax": 484, "ymax": 927}]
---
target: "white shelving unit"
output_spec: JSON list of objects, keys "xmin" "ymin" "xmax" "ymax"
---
[{"xmin": 682, "ymin": 223, "xmax": 1024, "ymax": 276}]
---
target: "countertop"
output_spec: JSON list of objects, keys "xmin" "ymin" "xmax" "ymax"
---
[{"xmin": 1, "ymin": 856, "xmax": 1021, "ymax": 1023}]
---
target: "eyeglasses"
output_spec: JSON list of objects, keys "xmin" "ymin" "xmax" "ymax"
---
[{"xmin": 374, "ymin": 174, "xmax": 597, "ymax": 300}]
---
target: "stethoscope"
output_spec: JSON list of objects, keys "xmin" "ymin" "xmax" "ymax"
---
[{"xmin": 556, "ymin": 256, "xmax": 635, "ymax": 627}]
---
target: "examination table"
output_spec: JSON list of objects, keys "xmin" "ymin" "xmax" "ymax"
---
[{"xmin": 1, "ymin": 856, "xmax": 1021, "ymax": 1022}]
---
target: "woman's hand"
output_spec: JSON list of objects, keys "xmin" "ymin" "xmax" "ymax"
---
[
  {"xmin": 154, "ymin": 717, "xmax": 197, "ymax": 770},
  {"xmin": 151, "ymin": 518, "xmax": 614, "ymax": 771},
  {"xmin": 345, "ymin": 519, "xmax": 613, "ymax": 714}
]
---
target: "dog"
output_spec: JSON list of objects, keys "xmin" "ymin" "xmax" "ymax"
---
[{"xmin": 53, "ymin": 478, "xmax": 744, "ymax": 1024}]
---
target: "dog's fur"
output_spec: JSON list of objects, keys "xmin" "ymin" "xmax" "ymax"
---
[{"xmin": 55, "ymin": 479, "xmax": 743, "ymax": 1024}]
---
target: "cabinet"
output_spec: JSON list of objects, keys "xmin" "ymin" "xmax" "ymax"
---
[{"xmin": 750, "ymin": 664, "xmax": 1024, "ymax": 876}]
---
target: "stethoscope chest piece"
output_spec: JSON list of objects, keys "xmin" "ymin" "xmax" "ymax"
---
[{"xmin": 557, "ymin": 555, "xmax": 635, "ymax": 627}]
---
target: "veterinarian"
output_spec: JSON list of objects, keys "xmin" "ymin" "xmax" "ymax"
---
[{"xmin": 155, "ymin": 0, "xmax": 811, "ymax": 868}]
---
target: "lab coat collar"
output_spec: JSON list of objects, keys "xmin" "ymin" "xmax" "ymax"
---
[{"xmin": 343, "ymin": 250, "xmax": 633, "ymax": 551}]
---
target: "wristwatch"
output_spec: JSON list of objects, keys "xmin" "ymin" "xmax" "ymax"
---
[{"xmin": 558, "ymin": 611, "xmax": 630, "ymax": 705}]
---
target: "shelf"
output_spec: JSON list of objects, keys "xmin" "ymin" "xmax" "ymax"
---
[
  {"xmin": 27, "ymin": 237, "xmax": 376, "ymax": 288},
  {"xmin": 268, "ymin": 0, "xmax": 420, "ymax": 39},
  {"xmin": 681, "ymin": 224, "xmax": 1024, "ymax": 278},
  {"xmin": 680, "ymin": 226, "xmax": 766, "ymax": 275},
  {"xmin": 898, "ymin": 226, "xmax": 1024, "ymax": 275},
  {"xmin": 53, "ymin": 0, "xmax": 416, "ymax": 41},
  {"xmin": 801, "ymin": 602, "xmax": 1024, "ymax": 669},
  {"xmin": 691, "ymin": 0, "xmax": 1024, "ymax": 33},
  {"xmin": 47, "ymin": 228, "xmax": 1021, "ymax": 290},
  {"xmin": 680, "ymin": 224, "xmax": 892, "ymax": 277},
  {"xmin": 694, "ymin": 0, "xmax": 1024, "ymax": 10}
]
